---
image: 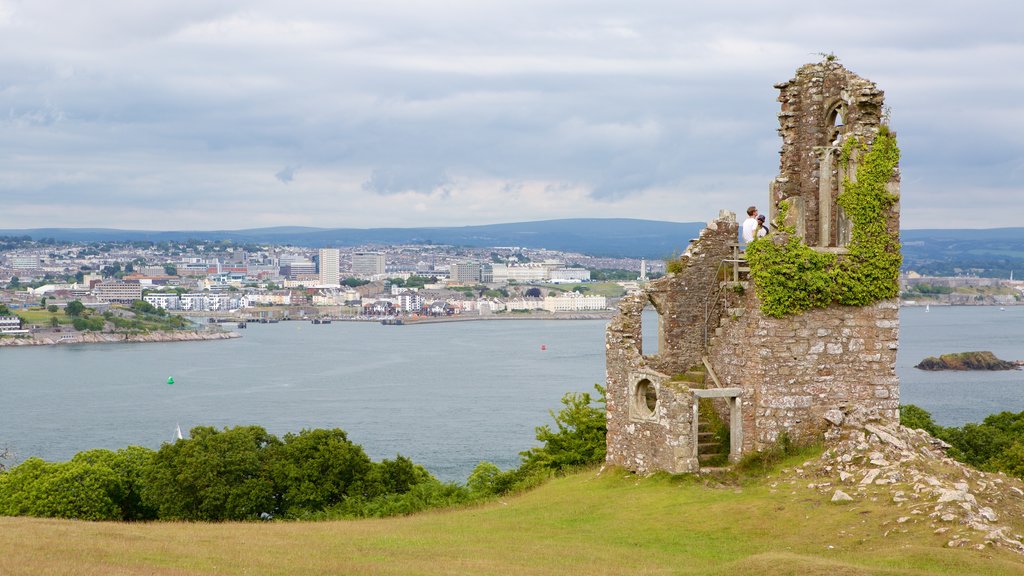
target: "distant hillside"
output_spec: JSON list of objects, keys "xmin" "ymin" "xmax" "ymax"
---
[
  {"xmin": 4, "ymin": 222, "xmax": 1022, "ymax": 272},
  {"xmin": 902, "ymin": 228, "xmax": 1024, "ymax": 278},
  {"xmin": 0, "ymin": 219, "xmax": 707, "ymax": 259}
]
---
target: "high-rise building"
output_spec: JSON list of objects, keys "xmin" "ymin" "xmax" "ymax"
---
[
  {"xmin": 318, "ymin": 248, "xmax": 340, "ymax": 286},
  {"xmin": 352, "ymin": 252, "xmax": 385, "ymax": 277}
]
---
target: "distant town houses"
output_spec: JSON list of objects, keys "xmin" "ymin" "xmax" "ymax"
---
[{"xmin": 1, "ymin": 240, "xmax": 657, "ymax": 328}]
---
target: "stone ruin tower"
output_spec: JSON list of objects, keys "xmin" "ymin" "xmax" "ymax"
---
[{"xmin": 605, "ymin": 60, "xmax": 901, "ymax": 475}]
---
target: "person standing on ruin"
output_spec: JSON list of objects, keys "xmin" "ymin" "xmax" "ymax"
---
[
  {"xmin": 756, "ymin": 214, "xmax": 769, "ymax": 239},
  {"xmin": 741, "ymin": 206, "xmax": 759, "ymax": 244}
]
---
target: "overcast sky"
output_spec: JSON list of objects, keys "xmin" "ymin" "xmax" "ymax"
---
[{"xmin": 1, "ymin": 1, "xmax": 1021, "ymax": 231}]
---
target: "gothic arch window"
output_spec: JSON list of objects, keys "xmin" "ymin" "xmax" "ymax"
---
[{"xmin": 826, "ymin": 103, "xmax": 846, "ymax": 145}]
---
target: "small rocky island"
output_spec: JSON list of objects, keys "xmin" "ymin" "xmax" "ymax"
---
[{"xmin": 915, "ymin": 351, "xmax": 1022, "ymax": 371}]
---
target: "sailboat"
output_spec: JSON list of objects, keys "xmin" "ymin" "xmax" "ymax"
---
[
  {"xmin": 174, "ymin": 423, "xmax": 183, "ymax": 441},
  {"xmin": 925, "ymin": 304, "xmax": 930, "ymax": 312}
]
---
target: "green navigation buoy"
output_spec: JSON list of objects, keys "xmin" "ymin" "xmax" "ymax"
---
[{"xmin": 167, "ymin": 376, "xmax": 175, "ymax": 385}]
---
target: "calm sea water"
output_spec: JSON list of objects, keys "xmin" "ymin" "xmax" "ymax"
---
[{"xmin": 2, "ymin": 307, "xmax": 1022, "ymax": 481}]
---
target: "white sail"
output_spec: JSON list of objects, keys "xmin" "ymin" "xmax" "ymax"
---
[{"xmin": 175, "ymin": 423, "xmax": 183, "ymax": 441}]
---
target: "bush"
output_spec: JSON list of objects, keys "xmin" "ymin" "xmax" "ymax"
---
[
  {"xmin": 141, "ymin": 426, "xmax": 281, "ymax": 521},
  {"xmin": 520, "ymin": 384, "xmax": 606, "ymax": 472},
  {"xmin": 270, "ymin": 428, "xmax": 372, "ymax": 516}
]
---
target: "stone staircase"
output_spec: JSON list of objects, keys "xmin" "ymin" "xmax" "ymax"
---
[
  {"xmin": 697, "ymin": 416, "xmax": 726, "ymax": 466},
  {"xmin": 675, "ymin": 366, "xmax": 729, "ymax": 466}
]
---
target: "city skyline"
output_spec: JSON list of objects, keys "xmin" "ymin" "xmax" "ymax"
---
[{"xmin": 1, "ymin": 1, "xmax": 1022, "ymax": 230}]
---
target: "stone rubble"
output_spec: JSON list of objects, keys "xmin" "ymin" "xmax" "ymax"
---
[{"xmin": 782, "ymin": 416, "xmax": 1024, "ymax": 554}]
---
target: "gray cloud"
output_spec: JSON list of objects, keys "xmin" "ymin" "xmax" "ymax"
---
[
  {"xmin": 0, "ymin": 0, "xmax": 1022, "ymax": 229},
  {"xmin": 275, "ymin": 165, "xmax": 299, "ymax": 183},
  {"xmin": 362, "ymin": 165, "xmax": 451, "ymax": 196}
]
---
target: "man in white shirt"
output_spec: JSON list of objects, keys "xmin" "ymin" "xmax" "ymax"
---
[{"xmin": 741, "ymin": 206, "xmax": 759, "ymax": 244}]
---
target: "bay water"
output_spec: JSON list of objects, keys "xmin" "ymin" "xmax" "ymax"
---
[{"xmin": 2, "ymin": 306, "xmax": 1022, "ymax": 482}]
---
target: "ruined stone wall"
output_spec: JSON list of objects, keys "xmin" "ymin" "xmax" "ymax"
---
[
  {"xmin": 605, "ymin": 212, "xmax": 738, "ymax": 474},
  {"xmin": 707, "ymin": 292, "xmax": 900, "ymax": 452},
  {"xmin": 772, "ymin": 60, "xmax": 886, "ymax": 246}
]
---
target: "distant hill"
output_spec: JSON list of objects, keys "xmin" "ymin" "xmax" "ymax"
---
[
  {"xmin": 901, "ymin": 228, "xmax": 1024, "ymax": 278},
  {"xmin": 0, "ymin": 219, "xmax": 707, "ymax": 259},
  {"xmin": 4, "ymin": 222, "xmax": 1022, "ymax": 273}
]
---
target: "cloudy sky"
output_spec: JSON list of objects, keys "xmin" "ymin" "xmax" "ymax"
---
[{"xmin": 1, "ymin": 1, "xmax": 1021, "ymax": 231}]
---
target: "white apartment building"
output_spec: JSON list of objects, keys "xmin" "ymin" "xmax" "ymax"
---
[
  {"xmin": 144, "ymin": 293, "xmax": 181, "ymax": 310},
  {"xmin": 542, "ymin": 292, "xmax": 607, "ymax": 312},
  {"xmin": 506, "ymin": 298, "xmax": 544, "ymax": 311},
  {"xmin": 9, "ymin": 255, "xmax": 41, "ymax": 269},
  {"xmin": 549, "ymin": 268, "xmax": 591, "ymax": 282},
  {"xmin": 179, "ymin": 293, "xmax": 236, "ymax": 311},
  {"xmin": 0, "ymin": 315, "xmax": 28, "ymax": 334},
  {"xmin": 318, "ymin": 248, "xmax": 340, "ymax": 286},
  {"xmin": 241, "ymin": 292, "xmax": 292, "ymax": 307},
  {"xmin": 397, "ymin": 290, "xmax": 424, "ymax": 312}
]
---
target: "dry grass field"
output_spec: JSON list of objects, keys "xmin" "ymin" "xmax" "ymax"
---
[{"xmin": 3, "ymin": 463, "xmax": 1024, "ymax": 576}]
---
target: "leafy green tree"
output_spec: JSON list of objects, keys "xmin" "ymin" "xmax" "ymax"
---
[
  {"xmin": 131, "ymin": 300, "xmax": 158, "ymax": 315},
  {"xmin": 270, "ymin": 428, "xmax": 372, "ymax": 516},
  {"xmin": 364, "ymin": 455, "xmax": 431, "ymax": 498},
  {"xmin": 524, "ymin": 287, "xmax": 542, "ymax": 298},
  {"xmin": 0, "ymin": 303, "xmax": 11, "ymax": 315},
  {"xmin": 64, "ymin": 300, "xmax": 85, "ymax": 317},
  {"xmin": 46, "ymin": 305, "xmax": 58, "ymax": 313},
  {"xmin": 899, "ymin": 405, "xmax": 943, "ymax": 436},
  {"xmin": 72, "ymin": 447, "xmax": 157, "ymax": 520},
  {"xmin": 8, "ymin": 276, "xmax": 19, "ymax": 288},
  {"xmin": 520, "ymin": 384, "xmax": 606, "ymax": 471},
  {"xmin": 163, "ymin": 264, "xmax": 177, "ymax": 276},
  {"xmin": 141, "ymin": 426, "xmax": 281, "ymax": 521},
  {"xmin": 0, "ymin": 456, "xmax": 123, "ymax": 520}
]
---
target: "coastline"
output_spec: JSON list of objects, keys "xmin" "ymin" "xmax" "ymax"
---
[
  {"xmin": 0, "ymin": 330, "xmax": 240, "ymax": 347},
  {"xmin": 397, "ymin": 311, "xmax": 615, "ymax": 325}
]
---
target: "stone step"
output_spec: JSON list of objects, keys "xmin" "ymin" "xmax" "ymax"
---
[
  {"xmin": 697, "ymin": 442, "xmax": 721, "ymax": 451},
  {"xmin": 698, "ymin": 453, "xmax": 723, "ymax": 463},
  {"xmin": 698, "ymin": 466, "xmax": 729, "ymax": 474}
]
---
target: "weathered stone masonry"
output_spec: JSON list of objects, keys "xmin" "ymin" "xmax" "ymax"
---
[{"xmin": 606, "ymin": 61, "xmax": 900, "ymax": 475}]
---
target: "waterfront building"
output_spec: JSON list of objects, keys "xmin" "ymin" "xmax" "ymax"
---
[
  {"xmin": 542, "ymin": 292, "xmax": 607, "ymax": 312},
  {"xmin": 143, "ymin": 293, "xmax": 181, "ymax": 310},
  {"xmin": 0, "ymin": 315, "xmax": 28, "ymax": 334},
  {"xmin": 93, "ymin": 281, "xmax": 143, "ymax": 304}
]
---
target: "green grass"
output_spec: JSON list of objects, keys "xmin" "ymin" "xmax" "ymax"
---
[
  {"xmin": 538, "ymin": 282, "xmax": 626, "ymax": 298},
  {"xmin": 2, "ymin": 466, "xmax": 1023, "ymax": 575},
  {"xmin": 15, "ymin": 307, "xmax": 71, "ymax": 325}
]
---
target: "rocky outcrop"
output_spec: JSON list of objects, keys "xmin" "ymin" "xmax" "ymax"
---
[
  {"xmin": 915, "ymin": 351, "xmax": 1020, "ymax": 371},
  {"xmin": 0, "ymin": 330, "xmax": 239, "ymax": 347},
  {"xmin": 775, "ymin": 415, "xmax": 1024, "ymax": 553}
]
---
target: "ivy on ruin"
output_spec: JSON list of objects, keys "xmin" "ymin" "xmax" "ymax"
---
[{"xmin": 746, "ymin": 129, "xmax": 901, "ymax": 317}]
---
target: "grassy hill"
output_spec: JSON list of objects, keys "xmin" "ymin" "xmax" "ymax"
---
[{"xmin": 3, "ymin": 456, "xmax": 1024, "ymax": 575}]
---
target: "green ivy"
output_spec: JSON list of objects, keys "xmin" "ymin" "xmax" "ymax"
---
[{"xmin": 746, "ymin": 129, "xmax": 901, "ymax": 317}]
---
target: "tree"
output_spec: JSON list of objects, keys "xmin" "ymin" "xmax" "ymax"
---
[
  {"xmin": 163, "ymin": 264, "xmax": 177, "ymax": 276},
  {"xmin": 141, "ymin": 425, "xmax": 281, "ymax": 521},
  {"xmin": 46, "ymin": 305, "xmax": 58, "ymax": 313},
  {"xmin": 524, "ymin": 287, "xmax": 542, "ymax": 298},
  {"xmin": 64, "ymin": 301, "xmax": 85, "ymax": 317},
  {"xmin": 270, "ymin": 428, "xmax": 372, "ymax": 516},
  {"xmin": 520, "ymin": 384, "xmax": 606, "ymax": 472},
  {"xmin": 8, "ymin": 276, "xmax": 19, "ymax": 288}
]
